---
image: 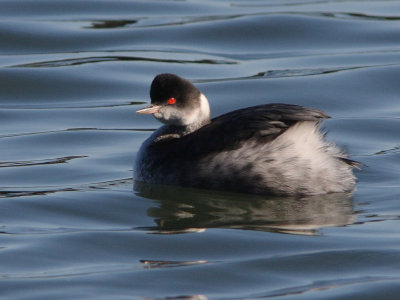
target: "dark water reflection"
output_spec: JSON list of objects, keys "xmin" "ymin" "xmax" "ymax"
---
[
  {"xmin": 135, "ymin": 182, "xmax": 355, "ymax": 235},
  {"xmin": 88, "ymin": 19, "xmax": 138, "ymax": 29}
]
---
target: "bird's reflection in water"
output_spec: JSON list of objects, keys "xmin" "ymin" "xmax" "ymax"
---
[{"xmin": 134, "ymin": 182, "xmax": 356, "ymax": 235}]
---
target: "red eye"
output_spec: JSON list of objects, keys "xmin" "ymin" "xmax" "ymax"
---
[{"xmin": 167, "ymin": 97, "xmax": 176, "ymax": 105}]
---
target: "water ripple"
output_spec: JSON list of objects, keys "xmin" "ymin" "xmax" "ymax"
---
[
  {"xmin": 0, "ymin": 156, "xmax": 86, "ymax": 168},
  {"xmin": 140, "ymin": 259, "xmax": 208, "ymax": 269},
  {"xmin": 0, "ymin": 128, "xmax": 151, "ymax": 139},
  {"xmin": 11, "ymin": 55, "xmax": 237, "ymax": 68},
  {"xmin": 318, "ymin": 12, "xmax": 400, "ymax": 22},
  {"xmin": 0, "ymin": 178, "xmax": 132, "ymax": 198},
  {"xmin": 195, "ymin": 64, "xmax": 392, "ymax": 83},
  {"xmin": 84, "ymin": 14, "xmax": 244, "ymax": 29},
  {"xmin": 257, "ymin": 276, "xmax": 400, "ymax": 299},
  {"xmin": 375, "ymin": 145, "xmax": 400, "ymax": 155}
]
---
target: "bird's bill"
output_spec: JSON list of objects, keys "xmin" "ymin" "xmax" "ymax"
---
[{"xmin": 136, "ymin": 104, "xmax": 161, "ymax": 114}]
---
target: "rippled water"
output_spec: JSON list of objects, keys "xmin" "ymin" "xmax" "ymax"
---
[{"xmin": 1, "ymin": 0, "xmax": 400, "ymax": 299}]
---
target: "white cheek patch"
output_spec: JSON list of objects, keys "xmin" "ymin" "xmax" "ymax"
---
[
  {"xmin": 153, "ymin": 107, "xmax": 183, "ymax": 125},
  {"xmin": 153, "ymin": 112, "xmax": 162, "ymax": 119}
]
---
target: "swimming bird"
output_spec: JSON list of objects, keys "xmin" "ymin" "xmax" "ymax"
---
[{"xmin": 135, "ymin": 73, "xmax": 358, "ymax": 196}]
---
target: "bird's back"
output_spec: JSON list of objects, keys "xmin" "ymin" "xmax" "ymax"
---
[{"xmin": 135, "ymin": 104, "xmax": 357, "ymax": 196}]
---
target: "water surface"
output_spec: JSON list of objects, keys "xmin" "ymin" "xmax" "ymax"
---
[{"xmin": 1, "ymin": 0, "xmax": 400, "ymax": 299}]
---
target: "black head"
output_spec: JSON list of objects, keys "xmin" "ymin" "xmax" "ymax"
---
[
  {"xmin": 137, "ymin": 74, "xmax": 210, "ymax": 127},
  {"xmin": 150, "ymin": 73, "xmax": 201, "ymax": 109}
]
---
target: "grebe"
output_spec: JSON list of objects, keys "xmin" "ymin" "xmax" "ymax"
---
[{"xmin": 134, "ymin": 73, "xmax": 357, "ymax": 196}]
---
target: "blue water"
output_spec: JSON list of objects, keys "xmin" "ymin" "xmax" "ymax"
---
[{"xmin": 1, "ymin": 0, "xmax": 400, "ymax": 299}]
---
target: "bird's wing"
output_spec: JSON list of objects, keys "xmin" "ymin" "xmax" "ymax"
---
[{"xmin": 149, "ymin": 103, "xmax": 329, "ymax": 158}]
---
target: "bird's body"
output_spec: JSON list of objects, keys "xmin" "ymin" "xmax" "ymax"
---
[{"xmin": 135, "ymin": 74, "xmax": 357, "ymax": 196}]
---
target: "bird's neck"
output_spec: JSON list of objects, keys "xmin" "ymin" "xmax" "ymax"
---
[
  {"xmin": 152, "ymin": 93, "xmax": 211, "ymax": 142},
  {"xmin": 182, "ymin": 93, "xmax": 211, "ymax": 135},
  {"xmin": 153, "ymin": 115, "xmax": 210, "ymax": 144},
  {"xmin": 181, "ymin": 118, "xmax": 211, "ymax": 135},
  {"xmin": 174, "ymin": 93, "xmax": 211, "ymax": 136},
  {"xmin": 161, "ymin": 117, "xmax": 210, "ymax": 139}
]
